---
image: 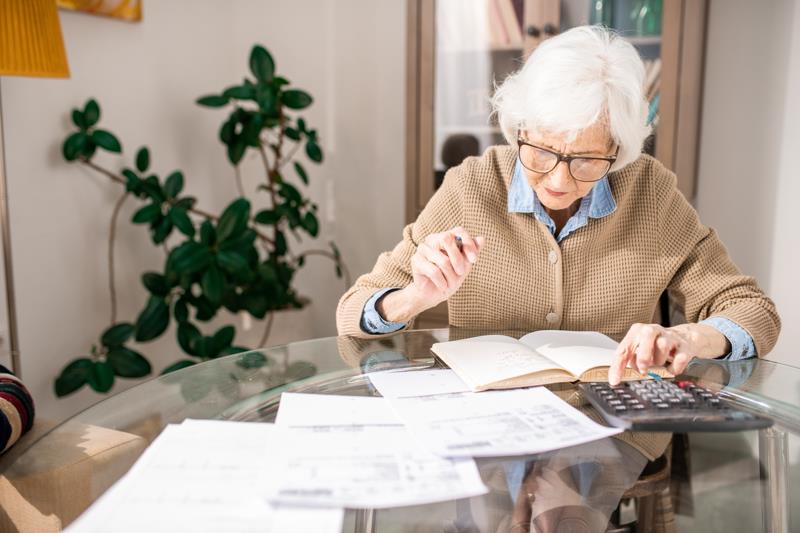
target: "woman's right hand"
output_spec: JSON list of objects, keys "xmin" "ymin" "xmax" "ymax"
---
[{"xmin": 408, "ymin": 227, "xmax": 485, "ymax": 310}]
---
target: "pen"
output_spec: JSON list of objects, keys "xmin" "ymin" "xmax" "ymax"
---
[
  {"xmin": 455, "ymin": 235, "xmax": 463, "ymax": 251},
  {"xmin": 647, "ymin": 371, "xmax": 663, "ymax": 381}
]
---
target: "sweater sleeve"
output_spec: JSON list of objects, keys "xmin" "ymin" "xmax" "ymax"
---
[
  {"xmin": 336, "ymin": 161, "xmax": 467, "ymax": 338},
  {"xmin": 658, "ymin": 172, "xmax": 781, "ymax": 357}
]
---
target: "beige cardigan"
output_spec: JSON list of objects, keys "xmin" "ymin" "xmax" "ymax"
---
[{"xmin": 336, "ymin": 146, "xmax": 781, "ymax": 459}]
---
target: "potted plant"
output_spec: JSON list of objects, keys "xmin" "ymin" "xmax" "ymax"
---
[{"xmin": 54, "ymin": 44, "xmax": 348, "ymax": 397}]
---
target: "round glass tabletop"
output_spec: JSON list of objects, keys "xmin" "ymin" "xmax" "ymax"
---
[{"xmin": 3, "ymin": 329, "xmax": 798, "ymax": 532}]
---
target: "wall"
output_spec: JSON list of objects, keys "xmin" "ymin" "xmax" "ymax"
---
[
  {"xmin": 695, "ymin": 0, "xmax": 799, "ymax": 366},
  {"xmin": 0, "ymin": 0, "xmax": 406, "ymax": 421}
]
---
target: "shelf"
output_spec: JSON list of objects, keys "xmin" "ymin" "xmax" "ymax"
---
[{"xmin": 624, "ymin": 35, "xmax": 662, "ymax": 46}]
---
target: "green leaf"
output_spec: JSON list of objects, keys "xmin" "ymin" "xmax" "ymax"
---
[
  {"xmin": 63, "ymin": 132, "xmax": 88, "ymax": 161},
  {"xmin": 54, "ymin": 358, "xmax": 92, "ymax": 397},
  {"xmin": 219, "ymin": 119, "xmax": 235, "ymax": 144},
  {"xmin": 136, "ymin": 147, "xmax": 150, "ymax": 172},
  {"xmin": 282, "ymin": 89, "xmax": 313, "ymax": 110},
  {"xmin": 173, "ymin": 196, "xmax": 196, "ymax": 210},
  {"xmin": 302, "ymin": 211, "xmax": 319, "ymax": 237},
  {"xmin": 259, "ymin": 262, "xmax": 278, "ymax": 283},
  {"xmin": 161, "ymin": 359, "xmax": 196, "ymax": 375},
  {"xmin": 177, "ymin": 322, "xmax": 201, "ymax": 355},
  {"xmin": 218, "ymin": 229, "xmax": 256, "ymax": 254},
  {"xmin": 254, "ymin": 209, "xmax": 281, "ymax": 225},
  {"xmin": 216, "ymin": 198, "xmax": 251, "ymax": 243},
  {"xmin": 88, "ymin": 361, "xmax": 115, "ymax": 393},
  {"xmin": 241, "ymin": 113, "xmax": 264, "ymax": 148},
  {"xmin": 101, "ymin": 322, "xmax": 135, "ymax": 347},
  {"xmin": 249, "ymin": 45, "xmax": 275, "ymax": 82},
  {"xmin": 134, "ymin": 296, "xmax": 170, "ymax": 342},
  {"xmin": 227, "ymin": 136, "xmax": 246, "ymax": 165},
  {"xmin": 212, "ymin": 325, "xmax": 235, "ymax": 353},
  {"xmin": 294, "ymin": 162, "xmax": 308, "ymax": 185},
  {"xmin": 193, "ymin": 296, "xmax": 217, "ymax": 321},
  {"xmin": 173, "ymin": 296, "xmax": 189, "ymax": 323},
  {"xmin": 217, "ymin": 251, "xmax": 250, "ymax": 277},
  {"xmin": 123, "ymin": 169, "xmax": 142, "ymax": 195},
  {"xmin": 199, "ymin": 220, "xmax": 216, "ymax": 246},
  {"xmin": 142, "ymin": 272, "xmax": 169, "ymax": 296},
  {"xmin": 242, "ymin": 290, "xmax": 269, "ymax": 318},
  {"xmin": 169, "ymin": 207, "xmax": 195, "ymax": 237},
  {"xmin": 164, "ymin": 171, "xmax": 184, "ymax": 198},
  {"xmin": 275, "ymin": 230, "xmax": 287, "ymax": 255},
  {"xmin": 306, "ymin": 140, "xmax": 323, "ymax": 163},
  {"xmin": 196, "ymin": 94, "xmax": 229, "ymax": 107},
  {"xmin": 151, "ymin": 215, "xmax": 173, "ymax": 244},
  {"xmin": 71, "ymin": 109, "xmax": 88, "ymax": 130},
  {"xmin": 170, "ymin": 242, "xmax": 212, "ymax": 274},
  {"xmin": 132, "ymin": 203, "xmax": 162, "ymax": 224},
  {"xmin": 91, "ymin": 129, "xmax": 122, "ymax": 153},
  {"xmin": 284, "ymin": 127, "xmax": 300, "ymax": 141},
  {"xmin": 223, "ymin": 84, "xmax": 256, "ymax": 100},
  {"xmin": 84, "ymin": 99, "xmax": 100, "ymax": 127},
  {"xmin": 107, "ymin": 347, "xmax": 152, "ymax": 378},
  {"xmin": 279, "ymin": 182, "xmax": 303, "ymax": 204},
  {"xmin": 81, "ymin": 139, "xmax": 97, "ymax": 160},
  {"xmin": 140, "ymin": 176, "xmax": 165, "ymax": 202},
  {"xmin": 201, "ymin": 263, "xmax": 224, "ymax": 305}
]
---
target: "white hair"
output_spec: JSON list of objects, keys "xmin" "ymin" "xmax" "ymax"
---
[{"xmin": 491, "ymin": 25, "xmax": 650, "ymax": 172}]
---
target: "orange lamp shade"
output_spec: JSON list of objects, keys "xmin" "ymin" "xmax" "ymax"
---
[{"xmin": 0, "ymin": 0, "xmax": 70, "ymax": 78}]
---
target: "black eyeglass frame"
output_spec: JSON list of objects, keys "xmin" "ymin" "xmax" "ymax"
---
[{"xmin": 516, "ymin": 135, "xmax": 620, "ymax": 183}]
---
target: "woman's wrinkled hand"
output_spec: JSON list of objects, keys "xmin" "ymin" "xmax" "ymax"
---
[
  {"xmin": 408, "ymin": 226, "xmax": 485, "ymax": 310},
  {"xmin": 608, "ymin": 323, "xmax": 696, "ymax": 385}
]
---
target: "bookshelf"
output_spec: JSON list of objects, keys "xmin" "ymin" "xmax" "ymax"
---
[{"xmin": 405, "ymin": 0, "xmax": 708, "ymax": 328}]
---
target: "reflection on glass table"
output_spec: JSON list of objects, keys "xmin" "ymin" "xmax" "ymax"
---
[{"xmin": 1, "ymin": 329, "xmax": 797, "ymax": 532}]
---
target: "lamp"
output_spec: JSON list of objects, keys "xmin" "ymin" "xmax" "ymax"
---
[{"xmin": 0, "ymin": 0, "xmax": 70, "ymax": 376}]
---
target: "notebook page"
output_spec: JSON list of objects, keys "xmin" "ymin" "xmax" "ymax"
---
[
  {"xmin": 519, "ymin": 330, "xmax": 618, "ymax": 378},
  {"xmin": 431, "ymin": 335, "xmax": 563, "ymax": 391}
]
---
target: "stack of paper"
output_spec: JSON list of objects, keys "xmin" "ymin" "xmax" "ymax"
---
[
  {"xmin": 66, "ymin": 420, "xmax": 344, "ymax": 533},
  {"xmin": 68, "ymin": 369, "xmax": 622, "ymax": 531},
  {"xmin": 272, "ymin": 393, "xmax": 488, "ymax": 508}
]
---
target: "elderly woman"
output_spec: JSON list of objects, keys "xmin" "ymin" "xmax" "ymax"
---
[{"xmin": 336, "ymin": 25, "xmax": 780, "ymax": 530}]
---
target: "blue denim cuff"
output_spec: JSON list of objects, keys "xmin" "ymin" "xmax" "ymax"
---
[
  {"xmin": 360, "ymin": 288, "xmax": 407, "ymax": 334},
  {"xmin": 700, "ymin": 316, "xmax": 757, "ymax": 361}
]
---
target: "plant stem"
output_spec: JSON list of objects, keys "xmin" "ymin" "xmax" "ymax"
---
[
  {"xmin": 295, "ymin": 249, "xmax": 352, "ymax": 287},
  {"xmin": 277, "ymin": 142, "xmax": 303, "ymax": 170},
  {"xmin": 258, "ymin": 311, "xmax": 274, "ymax": 348},
  {"xmin": 81, "ymin": 157, "xmax": 273, "ymax": 244},
  {"xmin": 234, "ymin": 165, "xmax": 245, "ymax": 197},
  {"xmin": 108, "ymin": 191, "xmax": 129, "ymax": 325}
]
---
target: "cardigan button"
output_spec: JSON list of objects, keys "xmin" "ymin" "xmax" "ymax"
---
[
  {"xmin": 546, "ymin": 312, "xmax": 559, "ymax": 324},
  {"xmin": 548, "ymin": 250, "xmax": 558, "ymax": 264}
]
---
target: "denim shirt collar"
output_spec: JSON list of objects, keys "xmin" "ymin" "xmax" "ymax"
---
[{"xmin": 507, "ymin": 158, "xmax": 616, "ymax": 242}]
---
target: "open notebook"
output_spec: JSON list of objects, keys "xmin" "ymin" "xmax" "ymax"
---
[{"xmin": 431, "ymin": 330, "xmax": 673, "ymax": 392}]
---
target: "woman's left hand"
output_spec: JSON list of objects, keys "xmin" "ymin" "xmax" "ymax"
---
[{"xmin": 608, "ymin": 323, "xmax": 730, "ymax": 385}]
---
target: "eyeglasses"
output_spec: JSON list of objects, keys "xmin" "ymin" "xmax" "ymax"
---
[{"xmin": 516, "ymin": 136, "xmax": 619, "ymax": 183}]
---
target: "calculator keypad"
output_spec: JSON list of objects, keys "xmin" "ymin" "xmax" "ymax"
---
[{"xmin": 579, "ymin": 379, "xmax": 773, "ymax": 432}]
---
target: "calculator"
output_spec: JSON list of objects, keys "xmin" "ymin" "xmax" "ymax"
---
[{"xmin": 579, "ymin": 379, "xmax": 773, "ymax": 432}]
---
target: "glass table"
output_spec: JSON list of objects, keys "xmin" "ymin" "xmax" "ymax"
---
[{"xmin": 3, "ymin": 329, "xmax": 798, "ymax": 532}]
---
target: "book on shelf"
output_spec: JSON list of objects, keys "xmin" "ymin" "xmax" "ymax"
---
[
  {"xmin": 431, "ymin": 330, "xmax": 673, "ymax": 392},
  {"xmin": 496, "ymin": 0, "xmax": 523, "ymax": 45}
]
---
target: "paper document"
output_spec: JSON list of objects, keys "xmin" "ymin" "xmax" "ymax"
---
[
  {"xmin": 276, "ymin": 392, "xmax": 402, "ymax": 426},
  {"xmin": 384, "ymin": 387, "xmax": 623, "ymax": 457},
  {"xmin": 368, "ymin": 369, "xmax": 470, "ymax": 398},
  {"xmin": 268, "ymin": 425, "xmax": 488, "ymax": 509},
  {"xmin": 67, "ymin": 420, "xmax": 344, "ymax": 533},
  {"xmin": 272, "ymin": 392, "xmax": 488, "ymax": 508}
]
